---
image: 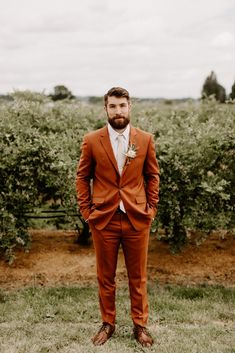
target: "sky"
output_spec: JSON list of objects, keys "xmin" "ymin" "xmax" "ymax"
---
[{"xmin": 0, "ymin": 0, "xmax": 235, "ymax": 98}]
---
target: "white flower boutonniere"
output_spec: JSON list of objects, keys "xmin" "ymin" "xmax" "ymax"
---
[{"xmin": 125, "ymin": 143, "xmax": 138, "ymax": 163}]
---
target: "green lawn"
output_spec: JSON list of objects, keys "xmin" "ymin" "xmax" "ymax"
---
[{"xmin": 0, "ymin": 284, "xmax": 234, "ymax": 353}]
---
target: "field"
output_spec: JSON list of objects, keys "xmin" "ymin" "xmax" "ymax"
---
[
  {"xmin": 0, "ymin": 94, "xmax": 235, "ymax": 352},
  {"xmin": 0, "ymin": 282, "xmax": 234, "ymax": 353},
  {"xmin": 0, "ymin": 228, "xmax": 235, "ymax": 352}
]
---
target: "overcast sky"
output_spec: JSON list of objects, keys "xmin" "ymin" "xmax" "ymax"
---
[{"xmin": 1, "ymin": 0, "xmax": 235, "ymax": 98}]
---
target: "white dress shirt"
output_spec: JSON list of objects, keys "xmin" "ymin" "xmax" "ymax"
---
[
  {"xmin": 107, "ymin": 123, "xmax": 130, "ymax": 213},
  {"xmin": 107, "ymin": 123, "xmax": 130, "ymax": 160}
]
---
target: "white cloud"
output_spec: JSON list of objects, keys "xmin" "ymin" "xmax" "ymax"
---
[{"xmin": 211, "ymin": 32, "xmax": 234, "ymax": 47}]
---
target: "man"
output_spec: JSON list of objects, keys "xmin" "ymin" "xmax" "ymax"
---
[{"xmin": 76, "ymin": 87, "xmax": 160, "ymax": 347}]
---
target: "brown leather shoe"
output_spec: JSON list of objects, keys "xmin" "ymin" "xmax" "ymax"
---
[
  {"xmin": 92, "ymin": 323, "xmax": 115, "ymax": 346},
  {"xmin": 133, "ymin": 325, "xmax": 154, "ymax": 347}
]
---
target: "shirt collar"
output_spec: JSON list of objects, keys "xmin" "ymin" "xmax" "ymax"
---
[{"xmin": 107, "ymin": 123, "xmax": 130, "ymax": 140}]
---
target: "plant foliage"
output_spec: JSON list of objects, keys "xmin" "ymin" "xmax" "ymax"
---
[{"xmin": 0, "ymin": 94, "xmax": 235, "ymax": 259}]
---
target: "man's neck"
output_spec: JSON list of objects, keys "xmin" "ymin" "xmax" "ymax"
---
[
  {"xmin": 108, "ymin": 123, "xmax": 130, "ymax": 134},
  {"xmin": 114, "ymin": 128, "xmax": 126, "ymax": 134}
]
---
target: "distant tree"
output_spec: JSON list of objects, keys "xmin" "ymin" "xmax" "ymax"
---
[
  {"xmin": 88, "ymin": 96, "xmax": 103, "ymax": 104},
  {"xmin": 50, "ymin": 85, "xmax": 74, "ymax": 101},
  {"xmin": 201, "ymin": 71, "xmax": 226, "ymax": 103},
  {"xmin": 0, "ymin": 94, "xmax": 14, "ymax": 102},
  {"xmin": 216, "ymin": 84, "xmax": 226, "ymax": 103},
  {"xmin": 229, "ymin": 80, "xmax": 235, "ymax": 100}
]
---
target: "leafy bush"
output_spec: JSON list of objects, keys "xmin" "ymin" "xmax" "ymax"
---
[
  {"xmin": 0, "ymin": 95, "xmax": 234, "ymax": 259},
  {"xmin": 0, "ymin": 97, "xmax": 102, "ymax": 261},
  {"xmin": 134, "ymin": 99, "xmax": 235, "ymax": 250}
]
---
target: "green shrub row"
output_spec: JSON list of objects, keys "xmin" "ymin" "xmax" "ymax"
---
[
  {"xmin": 0, "ymin": 94, "xmax": 234, "ymax": 260},
  {"xmin": 133, "ymin": 100, "xmax": 235, "ymax": 250}
]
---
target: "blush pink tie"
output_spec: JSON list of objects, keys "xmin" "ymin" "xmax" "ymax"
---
[
  {"xmin": 117, "ymin": 134, "xmax": 126, "ymax": 175},
  {"xmin": 116, "ymin": 134, "xmax": 126, "ymax": 212}
]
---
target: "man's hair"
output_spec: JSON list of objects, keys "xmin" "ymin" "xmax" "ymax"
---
[{"xmin": 104, "ymin": 87, "xmax": 130, "ymax": 106}]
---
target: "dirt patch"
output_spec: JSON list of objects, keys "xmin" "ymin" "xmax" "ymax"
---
[{"xmin": 0, "ymin": 230, "xmax": 234, "ymax": 290}]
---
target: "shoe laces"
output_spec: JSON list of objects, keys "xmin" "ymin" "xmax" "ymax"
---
[
  {"xmin": 134, "ymin": 325, "xmax": 149, "ymax": 336},
  {"xmin": 98, "ymin": 323, "xmax": 113, "ymax": 334}
]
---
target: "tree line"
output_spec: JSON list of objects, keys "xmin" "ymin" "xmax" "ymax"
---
[
  {"xmin": 201, "ymin": 71, "xmax": 235, "ymax": 103},
  {"xmin": 45, "ymin": 76, "xmax": 235, "ymax": 103},
  {"xmin": 1, "ymin": 71, "xmax": 235, "ymax": 103}
]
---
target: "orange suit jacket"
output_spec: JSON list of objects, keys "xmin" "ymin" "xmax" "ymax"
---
[{"xmin": 76, "ymin": 125, "xmax": 160, "ymax": 231}]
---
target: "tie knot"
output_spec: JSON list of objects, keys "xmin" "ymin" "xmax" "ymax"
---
[{"xmin": 117, "ymin": 134, "xmax": 124, "ymax": 140}]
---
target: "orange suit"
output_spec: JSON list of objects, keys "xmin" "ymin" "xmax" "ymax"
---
[{"xmin": 76, "ymin": 125, "xmax": 160, "ymax": 326}]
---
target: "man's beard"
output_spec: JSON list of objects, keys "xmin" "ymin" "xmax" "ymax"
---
[{"xmin": 108, "ymin": 114, "xmax": 130, "ymax": 130}]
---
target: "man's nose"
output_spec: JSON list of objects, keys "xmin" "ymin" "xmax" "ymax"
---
[{"xmin": 115, "ymin": 106, "xmax": 122, "ymax": 114}]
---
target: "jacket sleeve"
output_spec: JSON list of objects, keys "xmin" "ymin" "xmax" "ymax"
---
[
  {"xmin": 76, "ymin": 135, "xmax": 93, "ymax": 221},
  {"xmin": 144, "ymin": 134, "xmax": 160, "ymax": 217}
]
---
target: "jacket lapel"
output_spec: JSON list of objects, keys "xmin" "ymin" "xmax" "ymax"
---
[
  {"xmin": 100, "ymin": 126, "xmax": 119, "ymax": 174},
  {"xmin": 99, "ymin": 125, "xmax": 138, "ymax": 176},
  {"xmin": 122, "ymin": 126, "xmax": 138, "ymax": 177}
]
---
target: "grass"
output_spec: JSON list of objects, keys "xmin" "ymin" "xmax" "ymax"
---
[{"xmin": 0, "ymin": 283, "xmax": 234, "ymax": 353}]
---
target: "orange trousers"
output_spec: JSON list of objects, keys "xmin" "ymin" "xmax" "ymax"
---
[{"xmin": 89, "ymin": 211, "xmax": 150, "ymax": 327}]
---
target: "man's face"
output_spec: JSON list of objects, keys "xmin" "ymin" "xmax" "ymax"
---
[{"xmin": 105, "ymin": 96, "xmax": 131, "ymax": 130}]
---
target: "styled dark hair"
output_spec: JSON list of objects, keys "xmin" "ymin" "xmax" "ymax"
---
[{"xmin": 104, "ymin": 87, "xmax": 130, "ymax": 106}]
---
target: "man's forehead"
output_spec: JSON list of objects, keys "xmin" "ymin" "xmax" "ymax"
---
[{"xmin": 107, "ymin": 96, "xmax": 129, "ymax": 105}]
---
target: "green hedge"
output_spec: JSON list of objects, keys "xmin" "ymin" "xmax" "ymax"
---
[{"xmin": 0, "ymin": 94, "xmax": 234, "ymax": 260}]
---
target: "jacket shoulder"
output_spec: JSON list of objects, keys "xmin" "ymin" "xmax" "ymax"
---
[
  {"xmin": 84, "ymin": 126, "xmax": 106, "ymax": 140},
  {"xmin": 134, "ymin": 126, "xmax": 153, "ymax": 140}
]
